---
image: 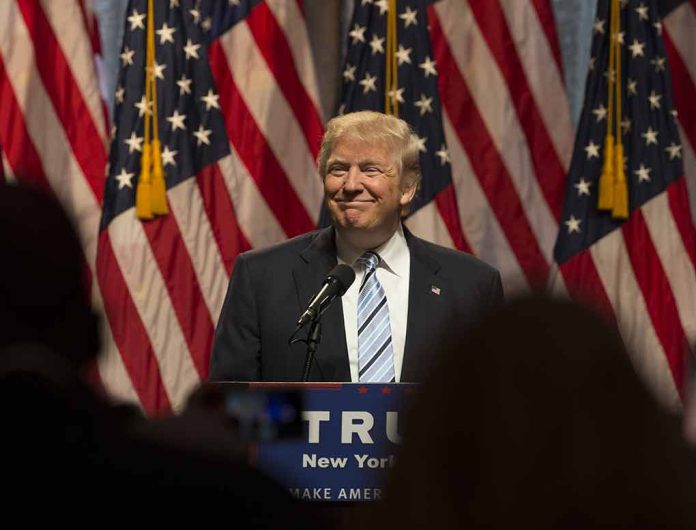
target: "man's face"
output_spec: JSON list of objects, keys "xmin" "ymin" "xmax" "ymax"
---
[{"xmin": 324, "ymin": 137, "xmax": 416, "ymax": 245}]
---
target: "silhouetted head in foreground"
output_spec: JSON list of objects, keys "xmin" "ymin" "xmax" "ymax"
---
[
  {"xmin": 378, "ymin": 296, "xmax": 696, "ymax": 529},
  {"xmin": 0, "ymin": 183, "xmax": 99, "ymax": 366}
]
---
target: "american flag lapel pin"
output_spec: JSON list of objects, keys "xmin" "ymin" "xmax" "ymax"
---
[{"xmin": 431, "ymin": 285, "xmax": 441, "ymax": 296}]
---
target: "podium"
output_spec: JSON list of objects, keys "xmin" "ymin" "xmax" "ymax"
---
[{"xmin": 216, "ymin": 382, "xmax": 416, "ymax": 502}]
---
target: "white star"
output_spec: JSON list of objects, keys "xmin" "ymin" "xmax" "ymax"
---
[
  {"xmin": 149, "ymin": 61, "xmax": 166, "ymax": 80},
  {"xmin": 603, "ymin": 69, "xmax": 616, "ymax": 83},
  {"xmin": 170, "ymin": 0, "xmax": 180, "ymax": 6},
  {"xmin": 177, "ymin": 75, "xmax": 192, "ymax": 95},
  {"xmin": 584, "ymin": 140, "xmax": 600, "ymax": 159},
  {"xmin": 166, "ymin": 109, "xmax": 186, "ymax": 131},
  {"xmin": 613, "ymin": 31, "xmax": 625, "ymax": 45},
  {"xmin": 593, "ymin": 18, "xmax": 605, "ymax": 34},
  {"xmin": 665, "ymin": 142, "xmax": 683, "ymax": 160},
  {"xmin": 574, "ymin": 178, "xmax": 592, "ymax": 197},
  {"xmin": 375, "ymin": 0, "xmax": 389, "ymax": 15},
  {"xmin": 134, "ymin": 95, "xmax": 152, "ymax": 117},
  {"xmin": 588, "ymin": 57, "xmax": 596, "ymax": 71},
  {"xmin": 654, "ymin": 20, "xmax": 663, "ymax": 35},
  {"xmin": 359, "ymin": 72, "xmax": 377, "ymax": 94},
  {"xmin": 435, "ymin": 145, "xmax": 451, "ymax": 165},
  {"xmin": 343, "ymin": 64, "xmax": 356, "ymax": 82},
  {"xmin": 189, "ymin": 8, "xmax": 201, "ymax": 23},
  {"xmin": 414, "ymin": 136, "xmax": 427, "ymax": 153},
  {"xmin": 156, "ymin": 22, "xmax": 176, "ymax": 44},
  {"xmin": 634, "ymin": 164, "xmax": 652, "ymax": 182},
  {"xmin": 619, "ymin": 0, "xmax": 629, "ymax": 7},
  {"xmin": 399, "ymin": 6, "xmax": 418, "ymax": 28},
  {"xmin": 642, "ymin": 127, "xmax": 659, "ymax": 145},
  {"xmin": 201, "ymin": 17, "xmax": 212, "ymax": 32},
  {"xmin": 361, "ymin": 0, "xmax": 373, "ymax": 4},
  {"xmin": 565, "ymin": 215, "xmax": 582, "ymax": 234},
  {"xmin": 160, "ymin": 146, "xmax": 177, "ymax": 167},
  {"xmin": 387, "ymin": 88, "xmax": 405, "ymax": 104},
  {"xmin": 127, "ymin": 9, "xmax": 146, "ymax": 31},
  {"xmin": 648, "ymin": 90, "xmax": 662, "ymax": 110},
  {"xmin": 627, "ymin": 79, "xmax": 638, "ymax": 95},
  {"xmin": 349, "ymin": 24, "xmax": 366, "ymax": 44},
  {"xmin": 201, "ymin": 89, "xmax": 220, "ymax": 110},
  {"xmin": 414, "ymin": 94, "xmax": 433, "ymax": 116},
  {"xmin": 419, "ymin": 56, "xmax": 437, "ymax": 77},
  {"xmin": 193, "ymin": 125, "xmax": 212, "ymax": 146},
  {"xmin": 124, "ymin": 132, "xmax": 143, "ymax": 153},
  {"xmin": 229, "ymin": 0, "xmax": 241, "ymax": 5},
  {"xmin": 592, "ymin": 104, "xmax": 608, "ymax": 122},
  {"xmin": 651, "ymin": 56, "xmax": 666, "ymax": 72},
  {"xmin": 114, "ymin": 85, "xmax": 125, "ymax": 104},
  {"xmin": 621, "ymin": 118, "xmax": 631, "ymax": 134},
  {"xmin": 395, "ymin": 44, "xmax": 413, "ymax": 66},
  {"xmin": 120, "ymin": 47, "xmax": 135, "ymax": 66},
  {"xmin": 369, "ymin": 35, "xmax": 385, "ymax": 55},
  {"xmin": 115, "ymin": 168, "xmax": 134, "ymax": 189},
  {"xmin": 628, "ymin": 39, "xmax": 645, "ymax": 58},
  {"xmin": 635, "ymin": 3, "xmax": 649, "ymax": 20},
  {"xmin": 183, "ymin": 39, "xmax": 201, "ymax": 60}
]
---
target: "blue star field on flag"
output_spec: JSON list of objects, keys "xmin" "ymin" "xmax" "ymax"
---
[
  {"xmin": 101, "ymin": 0, "xmax": 229, "ymax": 228},
  {"xmin": 320, "ymin": 0, "xmax": 453, "ymax": 225},
  {"xmin": 554, "ymin": 0, "xmax": 684, "ymax": 263},
  {"xmin": 200, "ymin": 0, "xmax": 263, "ymax": 40}
]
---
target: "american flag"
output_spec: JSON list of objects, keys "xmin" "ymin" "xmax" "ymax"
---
[
  {"xmin": 427, "ymin": 0, "xmax": 575, "ymax": 292},
  {"xmin": 0, "ymin": 0, "xmax": 109, "ymax": 384},
  {"xmin": 2, "ymin": 0, "xmax": 695, "ymax": 413},
  {"xmin": 554, "ymin": 0, "xmax": 696, "ymax": 408},
  {"xmin": 94, "ymin": 0, "xmax": 325, "ymax": 413}
]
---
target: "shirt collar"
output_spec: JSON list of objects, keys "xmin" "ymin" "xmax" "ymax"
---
[{"xmin": 335, "ymin": 224, "xmax": 409, "ymax": 278}]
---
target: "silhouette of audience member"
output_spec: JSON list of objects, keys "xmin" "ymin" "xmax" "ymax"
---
[
  {"xmin": 0, "ymin": 184, "xmax": 314, "ymax": 527},
  {"xmin": 375, "ymin": 296, "xmax": 696, "ymax": 529}
]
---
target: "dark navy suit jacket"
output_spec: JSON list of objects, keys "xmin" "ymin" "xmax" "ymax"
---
[{"xmin": 209, "ymin": 226, "xmax": 504, "ymax": 382}]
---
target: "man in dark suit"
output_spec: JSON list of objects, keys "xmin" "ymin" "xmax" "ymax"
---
[{"xmin": 210, "ymin": 111, "xmax": 503, "ymax": 382}]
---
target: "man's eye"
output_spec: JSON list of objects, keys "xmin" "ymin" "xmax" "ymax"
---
[{"xmin": 329, "ymin": 166, "xmax": 347, "ymax": 174}]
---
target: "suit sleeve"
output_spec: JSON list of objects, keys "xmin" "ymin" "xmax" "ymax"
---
[{"xmin": 209, "ymin": 256, "xmax": 261, "ymax": 381}]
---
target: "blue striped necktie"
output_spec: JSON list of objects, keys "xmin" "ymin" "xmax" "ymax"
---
[{"xmin": 356, "ymin": 251, "xmax": 395, "ymax": 383}]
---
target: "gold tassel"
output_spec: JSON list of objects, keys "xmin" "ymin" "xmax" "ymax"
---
[
  {"xmin": 597, "ymin": 135, "xmax": 615, "ymax": 210},
  {"xmin": 136, "ymin": 142, "xmax": 153, "ymax": 220},
  {"xmin": 612, "ymin": 144, "xmax": 628, "ymax": 219},
  {"xmin": 150, "ymin": 138, "xmax": 168, "ymax": 215}
]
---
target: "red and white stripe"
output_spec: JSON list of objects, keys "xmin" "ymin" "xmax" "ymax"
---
[
  {"xmin": 0, "ymin": 1, "xmax": 138, "ymax": 401},
  {"xmin": 427, "ymin": 0, "xmax": 572, "ymax": 293}
]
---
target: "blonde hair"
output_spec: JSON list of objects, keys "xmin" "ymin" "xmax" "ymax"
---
[{"xmin": 317, "ymin": 111, "xmax": 422, "ymax": 191}]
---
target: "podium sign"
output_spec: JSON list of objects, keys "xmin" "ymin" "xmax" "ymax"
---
[{"xmin": 253, "ymin": 383, "xmax": 415, "ymax": 502}]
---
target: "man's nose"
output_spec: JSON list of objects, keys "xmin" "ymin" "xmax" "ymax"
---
[{"xmin": 343, "ymin": 167, "xmax": 363, "ymax": 192}]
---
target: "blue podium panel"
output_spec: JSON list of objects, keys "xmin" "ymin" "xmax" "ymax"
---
[{"xmin": 253, "ymin": 383, "xmax": 416, "ymax": 502}]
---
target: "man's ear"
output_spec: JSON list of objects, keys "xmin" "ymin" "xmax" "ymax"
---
[{"xmin": 399, "ymin": 177, "xmax": 418, "ymax": 206}]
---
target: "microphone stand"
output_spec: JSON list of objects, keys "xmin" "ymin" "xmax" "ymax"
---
[{"xmin": 301, "ymin": 316, "xmax": 321, "ymax": 382}]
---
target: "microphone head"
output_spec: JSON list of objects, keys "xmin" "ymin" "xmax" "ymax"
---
[{"xmin": 328, "ymin": 264, "xmax": 356, "ymax": 296}]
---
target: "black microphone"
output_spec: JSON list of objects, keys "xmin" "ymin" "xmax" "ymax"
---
[{"xmin": 296, "ymin": 264, "xmax": 355, "ymax": 329}]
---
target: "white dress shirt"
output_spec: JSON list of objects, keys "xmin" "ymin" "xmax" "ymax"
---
[{"xmin": 336, "ymin": 224, "xmax": 410, "ymax": 382}]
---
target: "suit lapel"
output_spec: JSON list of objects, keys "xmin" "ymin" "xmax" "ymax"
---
[
  {"xmin": 402, "ymin": 230, "xmax": 441, "ymax": 382},
  {"xmin": 292, "ymin": 227, "xmax": 350, "ymax": 381}
]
